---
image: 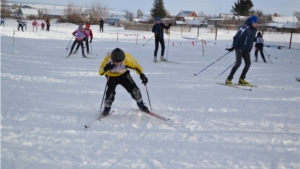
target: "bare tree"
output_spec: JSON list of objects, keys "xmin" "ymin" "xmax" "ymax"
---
[
  {"xmin": 124, "ymin": 10, "xmax": 134, "ymax": 21},
  {"xmin": 197, "ymin": 11, "xmax": 205, "ymax": 17},
  {"xmin": 37, "ymin": 8, "xmax": 47, "ymax": 19},
  {"xmin": 137, "ymin": 9, "xmax": 143, "ymax": 18},
  {"xmin": 294, "ymin": 11, "xmax": 300, "ymax": 21},
  {"xmin": 89, "ymin": 0, "xmax": 109, "ymax": 23},
  {"xmin": 1, "ymin": 0, "xmax": 10, "ymax": 17},
  {"xmin": 64, "ymin": 3, "xmax": 83, "ymax": 23}
]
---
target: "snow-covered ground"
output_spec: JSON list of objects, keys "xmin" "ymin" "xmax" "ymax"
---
[{"xmin": 1, "ymin": 19, "xmax": 300, "ymax": 169}]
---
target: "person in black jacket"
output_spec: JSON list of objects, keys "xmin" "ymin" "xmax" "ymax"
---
[
  {"xmin": 99, "ymin": 18, "xmax": 104, "ymax": 32},
  {"xmin": 225, "ymin": 16, "xmax": 258, "ymax": 85},
  {"xmin": 152, "ymin": 17, "xmax": 171, "ymax": 62},
  {"xmin": 17, "ymin": 19, "xmax": 24, "ymax": 31},
  {"xmin": 254, "ymin": 32, "xmax": 266, "ymax": 63}
]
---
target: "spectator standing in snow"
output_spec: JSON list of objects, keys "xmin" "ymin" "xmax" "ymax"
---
[
  {"xmin": 32, "ymin": 20, "xmax": 39, "ymax": 31},
  {"xmin": 74, "ymin": 23, "xmax": 93, "ymax": 54},
  {"xmin": 98, "ymin": 48, "xmax": 149, "ymax": 116},
  {"xmin": 17, "ymin": 19, "xmax": 24, "ymax": 31},
  {"xmin": 254, "ymin": 32, "xmax": 267, "ymax": 63},
  {"xmin": 225, "ymin": 16, "xmax": 258, "ymax": 86},
  {"xmin": 99, "ymin": 18, "xmax": 104, "ymax": 32},
  {"xmin": 45, "ymin": 18, "xmax": 50, "ymax": 31},
  {"xmin": 68, "ymin": 24, "xmax": 88, "ymax": 58},
  {"xmin": 152, "ymin": 17, "xmax": 172, "ymax": 62},
  {"xmin": 1, "ymin": 18, "xmax": 5, "ymax": 27},
  {"xmin": 41, "ymin": 22, "xmax": 45, "ymax": 30}
]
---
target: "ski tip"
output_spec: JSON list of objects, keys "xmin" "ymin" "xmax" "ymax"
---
[{"xmin": 84, "ymin": 125, "xmax": 88, "ymax": 128}]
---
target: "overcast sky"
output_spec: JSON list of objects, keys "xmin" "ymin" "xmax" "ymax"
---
[{"xmin": 8, "ymin": 0, "xmax": 300, "ymax": 16}]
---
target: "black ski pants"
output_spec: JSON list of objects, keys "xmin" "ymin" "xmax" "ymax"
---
[
  {"xmin": 70, "ymin": 40, "xmax": 84, "ymax": 55},
  {"xmin": 228, "ymin": 49, "xmax": 251, "ymax": 80},
  {"xmin": 100, "ymin": 25, "xmax": 103, "ymax": 32},
  {"xmin": 254, "ymin": 48, "xmax": 266, "ymax": 62},
  {"xmin": 104, "ymin": 71, "xmax": 142, "ymax": 108},
  {"xmin": 76, "ymin": 38, "xmax": 89, "ymax": 53},
  {"xmin": 18, "ymin": 24, "xmax": 23, "ymax": 31},
  {"xmin": 46, "ymin": 24, "xmax": 50, "ymax": 31},
  {"xmin": 154, "ymin": 38, "xmax": 165, "ymax": 57}
]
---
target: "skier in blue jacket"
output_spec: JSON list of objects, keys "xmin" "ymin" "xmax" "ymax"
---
[
  {"xmin": 152, "ymin": 17, "xmax": 171, "ymax": 62},
  {"xmin": 225, "ymin": 16, "xmax": 258, "ymax": 85}
]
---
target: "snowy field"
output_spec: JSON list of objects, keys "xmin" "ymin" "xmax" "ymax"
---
[{"xmin": 1, "ymin": 19, "xmax": 300, "ymax": 169}]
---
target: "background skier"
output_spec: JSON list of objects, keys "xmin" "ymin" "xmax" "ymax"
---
[
  {"xmin": 254, "ymin": 32, "xmax": 267, "ymax": 63},
  {"xmin": 152, "ymin": 17, "xmax": 171, "ymax": 62},
  {"xmin": 68, "ymin": 24, "xmax": 88, "ymax": 58}
]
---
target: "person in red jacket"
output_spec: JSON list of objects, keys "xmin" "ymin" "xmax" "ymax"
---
[
  {"xmin": 74, "ymin": 23, "xmax": 93, "ymax": 54},
  {"xmin": 41, "ymin": 22, "xmax": 45, "ymax": 30},
  {"xmin": 32, "ymin": 20, "xmax": 39, "ymax": 31},
  {"xmin": 68, "ymin": 24, "xmax": 88, "ymax": 58}
]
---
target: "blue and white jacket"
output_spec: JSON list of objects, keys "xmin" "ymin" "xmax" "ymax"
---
[{"xmin": 232, "ymin": 18, "xmax": 257, "ymax": 52}]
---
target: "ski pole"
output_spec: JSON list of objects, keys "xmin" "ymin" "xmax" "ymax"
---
[
  {"xmin": 166, "ymin": 29, "xmax": 170, "ymax": 60},
  {"xmin": 66, "ymin": 36, "xmax": 74, "ymax": 51},
  {"xmin": 194, "ymin": 51, "xmax": 231, "ymax": 76},
  {"xmin": 143, "ymin": 32, "xmax": 158, "ymax": 46},
  {"xmin": 214, "ymin": 62, "xmax": 235, "ymax": 79},
  {"xmin": 90, "ymin": 41, "xmax": 93, "ymax": 54},
  {"xmin": 99, "ymin": 74, "xmax": 110, "ymax": 113},
  {"xmin": 263, "ymin": 48, "xmax": 273, "ymax": 64},
  {"xmin": 145, "ymin": 84, "xmax": 152, "ymax": 110}
]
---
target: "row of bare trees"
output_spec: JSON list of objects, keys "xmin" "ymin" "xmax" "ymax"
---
[{"xmin": 59, "ymin": 1, "xmax": 108, "ymax": 24}]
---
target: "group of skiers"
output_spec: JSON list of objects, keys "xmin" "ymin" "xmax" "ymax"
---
[
  {"xmin": 16, "ymin": 19, "xmax": 47, "ymax": 32},
  {"xmin": 97, "ymin": 15, "xmax": 266, "ymax": 116},
  {"xmin": 68, "ymin": 22, "xmax": 93, "ymax": 58}
]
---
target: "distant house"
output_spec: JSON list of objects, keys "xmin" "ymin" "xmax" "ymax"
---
[
  {"xmin": 261, "ymin": 15, "xmax": 300, "ymax": 30},
  {"xmin": 106, "ymin": 15, "xmax": 128, "ymax": 26},
  {"xmin": 18, "ymin": 8, "xmax": 38, "ymax": 19},
  {"xmin": 175, "ymin": 10, "xmax": 206, "ymax": 26},
  {"xmin": 47, "ymin": 9, "xmax": 65, "ymax": 18},
  {"xmin": 176, "ymin": 10, "xmax": 198, "ymax": 21}
]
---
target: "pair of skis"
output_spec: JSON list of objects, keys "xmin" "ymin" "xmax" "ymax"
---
[
  {"xmin": 84, "ymin": 109, "xmax": 169, "ymax": 129},
  {"xmin": 217, "ymin": 83, "xmax": 284, "ymax": 91}
]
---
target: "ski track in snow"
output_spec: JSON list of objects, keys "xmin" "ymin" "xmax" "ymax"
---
[{"xmin": 1, "ymin": 19, "xmax": 300, "ymax": 169}]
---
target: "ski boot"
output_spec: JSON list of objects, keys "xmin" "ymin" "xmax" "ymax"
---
[
  {"xmin": 225, "ymin": 78, "xmax": 233, "ymax": 85},
  {"xmin": 73, "ymin": 50, "xmax": 77, "ymax": 54},
  {"xmin": 239, "ymin": 78, "xmax": 250, "ymax": 86},
  {"xmin": 82, "ymin": 54, "xmax": 88, "ymax": 58},
  {"xmin": 102, "ymin": 107, "xmax": 111, "ymax": 116},
  {"xmin": 154, "ymin": 56, "xmax": 157, "ymax": 62},
  {"xmin": 137, "ymin": 101, "xmax": 149, "ymax": 113},
  {"xmin": 160, "ymin": 55, "xmax": 166, "ymax": 61}
]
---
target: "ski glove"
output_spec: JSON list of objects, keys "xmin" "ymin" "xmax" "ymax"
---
[
  {"xmin": 140, "ymin": 73, "xmax": 148, "ymax": 85},
  {"xmin": 72, "ymin": 33, "xmax": 76, "ymax": 36},
  {"xmin": 226, "ymin": 47, "xmax": 234, "ymax": 52},
  {"xmin": 90, "ymin": 39, "xmax": 92, "ymax": 43},
  {"xmin": 103, "ymin": 62, "xmax": 115, "ymax": 72}
]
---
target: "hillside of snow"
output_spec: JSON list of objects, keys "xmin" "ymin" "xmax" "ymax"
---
[{"xmin": 1, "ymin": 19, "xmax": 300, "ymax": 169}]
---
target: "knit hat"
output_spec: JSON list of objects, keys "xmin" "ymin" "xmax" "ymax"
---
[
  {"xmin": 111, "ymin": 48, "xmax": 125, "ymax": 62},
  {"xmin": 250, "ymin": 16, "xmax": 258, "ymax": 24},
  {"xmin": 85, "ymin": 24, "xmax": 90, "ymax": 29},
  {"xmin": 257, "ymin": 32, "xmax": 262, "ymax": 36},
  {"xmin": 156, "ymin": 17, "xmax": 161, "ymax": 21},
  {"xmin": 78, "ymin": 24, "xmax": 84, "ymax": 30}
]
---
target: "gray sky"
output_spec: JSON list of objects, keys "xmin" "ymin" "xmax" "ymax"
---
[{"xmin": 8, "ymin": 0, "xmax": 300, "ymax": 16}]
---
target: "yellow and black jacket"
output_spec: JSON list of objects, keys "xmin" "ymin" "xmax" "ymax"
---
[{"xmin": 99, "ymin": 53, "xmax": 144, "ymax": 77}]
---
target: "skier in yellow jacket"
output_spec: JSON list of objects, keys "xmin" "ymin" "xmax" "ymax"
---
[{"xmin": 99, "ymin": 48, "xmax": 149, "ymax": 116}]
